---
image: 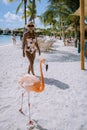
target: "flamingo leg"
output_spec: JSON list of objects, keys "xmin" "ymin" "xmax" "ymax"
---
[
  {"xmin": 27, "ymin": 92, "xmax": 34, "ymax": 126},
  {"xmin": 28, "ymin": 92, "xmax": 30, "ymax": 121},
  {"xmin": 19, "ymin": 91, "xmax": 26, "ymax": 115}
]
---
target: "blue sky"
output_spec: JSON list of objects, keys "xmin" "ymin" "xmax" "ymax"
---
[{"xmin": 0, "ymin": 0, "xmax": 48, "ymax": 30}]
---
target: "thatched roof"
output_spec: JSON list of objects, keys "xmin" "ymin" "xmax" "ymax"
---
[{"xmin": 72, "ymin": 0, "xmax": 87, "ymax": 16}]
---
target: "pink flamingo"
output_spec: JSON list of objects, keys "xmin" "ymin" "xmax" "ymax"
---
[{"xmin": 19, "ymin": 58, "xmax": 48, "ymax": 127}]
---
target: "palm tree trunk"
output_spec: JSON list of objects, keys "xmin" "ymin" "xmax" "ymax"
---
[
  {"xmin": 24, "ymin": 0, "xmax": 27, "ymax": 25},
  {"xmin": 32, "ymin": 0, "xmax": 35, "ymax": 23},
  {"xmin": 62, "ymin": 22, "xmax": 66, "ymax": 46},
  {"xmin": 60, "ymin": 18, "xmax": 66, "ymax": 46},
  {"xmin": 29, "ymin": 0, "xmax": 35, "ymax": 23}
]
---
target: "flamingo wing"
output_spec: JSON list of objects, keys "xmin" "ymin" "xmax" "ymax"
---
[{"xmin": 19, "ymin": 74, "xmax": 40, "ymax": 88}]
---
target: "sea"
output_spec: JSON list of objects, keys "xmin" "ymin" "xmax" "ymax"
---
[{"xmin": 0, "ymin": 35, "xmax": 20, "ymax": 46}]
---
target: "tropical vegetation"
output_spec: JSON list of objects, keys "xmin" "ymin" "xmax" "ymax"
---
[
  {"xmin": 7, "ymin": 0, "xmax": 81, "ymax": 44},
  {"xmin": 40, "ymin": 0, "xmax": 80, "ymax": 45}
]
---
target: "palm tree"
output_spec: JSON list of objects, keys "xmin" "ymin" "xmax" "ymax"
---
[
  {"xmin": 7, "ymin": 0, "xmax": 27, "ymax": 25},
  {"xmin": 29, "ymin": 0, "xmax": 35, "ymax": 22},
  {"xmin": 41, "ymin": 1, "xmax": 71, "ymax": 45},
  {"xmin": 22, "ymin": 0, "xmax": 36, "ymax": 23},
  {"xmin": 48, "ymin": 0, "xmax": 79, "ymax": 11},
  {"xmin": 26, "ymin": 0, "xmax": 41, "ymax": 23},
  {"xmin": 7, "ymin": 0, "xmax": 41, "ymax": 24},
  {"xmin": 41, "ymin": 0, "xmax": 79, "ymax": 45}
]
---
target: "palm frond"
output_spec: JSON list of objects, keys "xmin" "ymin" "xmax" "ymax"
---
[{"xmin": 16, "ymin": 1, "xmax": 23, "ymax": 14}]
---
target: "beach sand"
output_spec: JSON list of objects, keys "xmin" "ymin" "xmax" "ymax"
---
[{"xmin": 0, "ymin": 40, "xmax": 87, "ymax": 130}]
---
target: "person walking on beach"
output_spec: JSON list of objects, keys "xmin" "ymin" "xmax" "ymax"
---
[
  {"xmin": 23, "ymin": 21, "xmax": 41, "ymax": 75},
  {"xmin": 12, "ymin": 34, "xmax": 16, "ymax": 44}
]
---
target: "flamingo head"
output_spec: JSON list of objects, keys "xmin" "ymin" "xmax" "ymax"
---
[
  {"xmin": 40, "ymin": 58, "xmax": 46, "ymax": 63},
  {"xmin": 40, "ymin": 58, "xmax": 48, "ymax": 71}
]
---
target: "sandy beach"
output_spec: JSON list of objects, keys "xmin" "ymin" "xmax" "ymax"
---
[{"xmin": 0, "ymin": 40, "xmax": 87, "ymax": 130}]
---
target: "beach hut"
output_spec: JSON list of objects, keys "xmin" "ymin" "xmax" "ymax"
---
[
  {"xmin": 0, "ymin": 28, "xmax": 3, "ymax": 34},
  {"xmin": 13, "ymin": 29, "xmax": 23, "ymax": 36},
  {"xmin": 35, "ymin": 29, "xmax": 43, "ymax": 36},
  {"xmin": 3, "ymin": 28, "xmax": 11, "ymax": 35}
]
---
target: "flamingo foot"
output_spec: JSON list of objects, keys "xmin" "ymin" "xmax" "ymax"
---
[
  {"xmin": 26, "ymin": 120, "xmax": 35, "ymax": 129},
  {"xmin": 29, "ymin": 120, "xmax": 34, "ymax": 125},
  {"xmin": 27, "ymin": 120, "xmax": 37, "ymax": 129}
]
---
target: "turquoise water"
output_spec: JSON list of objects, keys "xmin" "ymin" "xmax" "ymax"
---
[{"xmin": 0, "ymin": 35, "xmax": 20, "ymax": 45}]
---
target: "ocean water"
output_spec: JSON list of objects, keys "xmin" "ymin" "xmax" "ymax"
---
[{"xmin": 0, "ymin": 35, "xmax": 20, "ymax": 46}]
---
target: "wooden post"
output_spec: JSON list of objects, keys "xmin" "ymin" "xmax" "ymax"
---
[{"xmin": 80, "ymin": 0, "xmax": 85, "ymax": 70}]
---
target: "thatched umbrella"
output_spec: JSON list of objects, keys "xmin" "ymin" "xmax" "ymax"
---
[
  {"xmin": 72, "ymin": 1, "xmax": 87, "ymax": 16},
  {"xmin": 35, "ymin": 29, "xmax": 42, "ymax": 33},
  {"xmin": 66, "ymin": 26, "xmax": 75, "ymax": 32},
  {"xmin": 51, "ymin": 30, "xmax": 57, "ymax": 35},
  {"xmin": 35, "ymin": 29, "xmax": 43, "ymax": 36}
]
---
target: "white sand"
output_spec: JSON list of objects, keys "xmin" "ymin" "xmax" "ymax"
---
[{"xmin": 0, "ymin": 40, "xmax": 87, "ymax": 130}]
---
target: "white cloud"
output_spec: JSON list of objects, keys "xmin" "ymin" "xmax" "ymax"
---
[
  {"xmin": 0, "ymin": 12, "xmax": 25, "ymax": 29},
  {"xmin": 4, "ymin": 12, "xmax": 22, "ymax": 22}
]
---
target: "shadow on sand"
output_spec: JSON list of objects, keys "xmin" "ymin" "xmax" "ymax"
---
[
  {"xmin": 44, "ymin": 50, "xmax": 80, "ymax": 62},
  {"xmin": 37, "ymin": 76, "xmax": 69, "ymax": 90},
  {"xmin": 35, "ymin": 124, "xmax": 48, "ymax": 130},
  {"xmin": 44, "ymin": 77, "xmax": 69, "ymax": 90}
]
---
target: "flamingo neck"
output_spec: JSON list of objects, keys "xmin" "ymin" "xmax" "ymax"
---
[{"xmin": 40, "ymin": 62, "xmax": 44, "ymax": 87}]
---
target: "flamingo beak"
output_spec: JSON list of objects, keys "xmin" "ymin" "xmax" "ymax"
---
[
  {"xmin": 46, "ymin": 64, "xmax": 48, "ymax": 71},
  {"xmin": 43, "ymin": 59, "xmax": 48, "ymax": 71},
  {"xmin": 44, "ymin": 60, "xmax": 48, "ymax": 71}
]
